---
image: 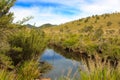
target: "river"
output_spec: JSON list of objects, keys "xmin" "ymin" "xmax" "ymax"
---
[{"xmin": 40, "ymin": 48, "xmax": 87, "ymax": 80}]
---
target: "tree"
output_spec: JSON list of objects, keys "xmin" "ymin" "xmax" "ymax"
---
[{"xmin": 0, "ymin": 0, "xmax": 16, "ymax": 28}]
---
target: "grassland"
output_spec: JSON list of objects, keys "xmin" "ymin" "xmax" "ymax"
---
[{"xmin": 43, "ymin": 13, "xmax": 120, "ymax": 64}]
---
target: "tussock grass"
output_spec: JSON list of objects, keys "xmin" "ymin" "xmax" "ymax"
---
[
  {"xmin": 43, "ymin": 13, "xmax": 120, "ymax": 60},
  {"xmin": 80, "ymin": 60, "xmax": 120, "ymax": 80}
]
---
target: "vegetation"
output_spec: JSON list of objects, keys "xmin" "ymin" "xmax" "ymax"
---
[
  {"xmin": 39, "ymin": 23, "xmax": 57, "ymax": 28},
  {"xmin": 43, "ymin": 12, "xmax": 120, "ymax": 61},
  {"xmin": 58, "ymin": 63, "xmax": 120, "ymax": 80},
  {"xmin": 80, "ymin": 68, "xmax": 120, "ymax": 80},
  {"xmin": 0, "ymin": 0, "xmax": 120, "ymax": 79},
  {"xmin": 0, "ymin": 0, "xmax": 16, "ymax": 28},
  {"xmin": 42, "ymin": 12, "xmax": 120, "ymax": 79},
  {"xmin": 0, "ymin": 0, "xmax": 50, "ymax": 79}
]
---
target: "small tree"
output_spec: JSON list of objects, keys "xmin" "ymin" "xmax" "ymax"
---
[{"xmin": 0, "ymin": 0, "xmax": 16, "ymax": 28}]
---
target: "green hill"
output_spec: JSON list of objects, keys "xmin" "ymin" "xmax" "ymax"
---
[
  {"xmin": 43, "ymin": 12, "xmax": 120, "ymax": 61},
  {"xmin": 39, "ymin": 23, "xmax": 57, "ymax": 28}
]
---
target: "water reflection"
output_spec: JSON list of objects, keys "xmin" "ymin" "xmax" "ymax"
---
[{"xmin": 40, "ymin": 49, "xmax": 84, "ymax": 80}]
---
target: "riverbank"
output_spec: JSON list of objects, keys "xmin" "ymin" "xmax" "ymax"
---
[
  {"xmin": 48, "ymin": 42, "xmax": 119, "ymax": 68},
  {"xmin": 43, "ymin": 13, "xmax": 120, "ymax": 64}
]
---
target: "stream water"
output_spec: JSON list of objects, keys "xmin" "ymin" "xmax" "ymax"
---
[{"xmin": 40, "ymin": 49, "xmax": 87, "ymax": 80}]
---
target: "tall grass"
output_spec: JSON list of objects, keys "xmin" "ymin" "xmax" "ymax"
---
[
  {"xmin": 0, "ymin": 69, "xmax": 16, "ymax": 80},
  {"xmin": 80, "ymin": 59, "xmax": 120, "ymax": 80},
  {"xmin": 16, "ymin": 60, "xmax": 41, "ymax": 80},
  {"xmin": 57, "ymin": 59, "xmax": 120, "ymax": 80},
  {"xmin": 0, "ymin": 59, "xmax": 52, "ymax": 80},
  {"xmin": 0, "ymin": 60, "xmax": 40, "ymax": 80},
  {"xmin": 80, "ymin": 68, "xmax": 120, "ymax": 80}
]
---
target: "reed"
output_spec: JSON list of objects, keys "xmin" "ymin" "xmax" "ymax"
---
[{"xmin": 79, "ymin": 59, "xmax": 120, "ymax": 80}]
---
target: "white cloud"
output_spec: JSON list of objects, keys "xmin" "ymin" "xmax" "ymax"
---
[
  {"xmin": 11, "ymin": 0, "xmax": 120, "ymax": 26},
  {"xmin": 10, "ymin": 6, "xmax": 76, "ymax": 26},
  {"xmin": 80, "ymin": 0, "xmax": 120, "ymax": 15}
]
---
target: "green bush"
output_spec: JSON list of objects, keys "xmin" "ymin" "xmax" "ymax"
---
[
  {"xmin": 84, "ymin": 18, "xmax": 89, "ymax": 23},
  {"xmin": 96, "ymin": 16, "xmax": 100, "ymax": 20},
  {"xmin": 82, "ymin": 26, "xmax": 93, "ymax": 33},
  {"xmin": 93, "ymin": 28, "xmax": 104, "ymax": 39},
  {"xmin": 107, "ymin": 21, "xmax": 112, "ymax": 26},
  {"xmin": 8, "ymin": 28, "xmax": 48, "ymax": 65},
  {"xmin": 63, "ymin": 35, "xmax": 78, "ymax": 47},
  {"xmin": 17, "ymin": 60, "xmax": 40, "ymax": 80},
  {"xmin": 0, "ymin": 53, "xmax": 14, "ymax": 69}
]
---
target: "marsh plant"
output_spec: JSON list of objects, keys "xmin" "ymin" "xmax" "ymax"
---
[{"xmin": 80, "ymin": 59, "xmax": 120, "ymax": 80}]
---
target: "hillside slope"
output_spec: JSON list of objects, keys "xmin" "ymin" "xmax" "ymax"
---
[
  {"xmin": 43, "ymin": 13, "xmax": 120, "ymax": 62},
  {"xmin": 44, "ymin": 13, "xmax": 120, "ymax": 34}
]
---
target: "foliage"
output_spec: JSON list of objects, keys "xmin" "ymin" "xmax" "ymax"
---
[
  {"xmin": 16, "ymin": 60, "xmax": 40, "ymax": 80},
  {"xmin": 0, "ymin": 0, "xmax": 16, "ymax": 28},
  {"xmin": 0, "ymin": 0, "xmax": 50, "ymax": 79},
  {"xmin": 0, "ymin": 69, "xmax": 16, "ymax": 80},
  {"xmin": 0, "ymin": 1, "xmax": 120, "ymax": 79},
  {"xmin": 80, "ymin": 60, "xmax": 120, "ymax": 80},
  {"xmin": 93, "ymin": 27, "xmax": 104, "ymax": 39},
  {"xmin": 16, "ymin": 16, "xmax": 33, "ymax": 25},
  {"xmin": 63, "ymin": 35, "xmax": 78, "ymax": 47},
  {"xmin": 43, "ymin": 12, "xmax": 120, "ymax": 61},
  {"xmin": 7, "ymin": 28, "xmax": 48, "ymax": 65},
  {"xmin": 82, "ymin": 25, "xmax": 93, "ymax": 33},
  {"xmin": 107, "ymin": 21, "xmax": 112, "ymax": 26},
  {"xmin": 0, "ymin": 53, "xmax": 14, "ymax": 69},
  {"xmin": 0, "ymin": 59, "xmax": 52, "ymax": 80},
  {"xmin": 80, "ymin": 67, "xmax": 120, "ymax": 80}
]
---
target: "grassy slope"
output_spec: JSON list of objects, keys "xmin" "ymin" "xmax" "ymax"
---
[
  {"xmin": 43, "ymin": 13, "xmax": 120, "ymax": 60},
  {"xmin": 44, "ymin": 13, "xmax": 120, "ymax": 35}
]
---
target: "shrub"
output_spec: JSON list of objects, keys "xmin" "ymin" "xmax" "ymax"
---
[
  {"xmin": 106, "ymin": 29, "xmax": 115, "ymax": 34},
  {"xmin": 0, "ymin": 53, "xmax": 14, "ymax": 69},
  {"xmin": 8, "ymin": 28, "xmax": 47, "ymax": 65},
  {"xmin": 118, "ymin": 29, "xmax": 120, "ymax": 34},
  {"xmin": 79, "ymin": 18, "xmax": 83, "ymax": 22},
  {"xmin": 107, "ymin": 21, "xmax": 112, "ymax": 26},
  {"xmin": 60, "ymin": 28, "xmax": 63, "ymax": 32},
  {"xmin": 82, "ymin": 26, "xmax": 93, "ymax": 33},
  {"xmin": 94, "ymin": 20, "xmax": 97, "ymax": 23},
  {"xmin": 65, "ymin": 25, "xmax": 68, "ymax": 29},
  {"xmin": 77, "ymin": 23, "xmax": 81, "ymax": 25},
  {"xmin": 103, "ymin": 14, "xmax": 110, "ymax": 19},
  {"xmin": 63, "ymin": 35, "xmax": 78, "ymax": 47},
  {"xmin": 118, "ymin": 22, "xmax": 120, "ymax": 26},
  {"xmin": 84, "ymin": 18, "xmax": 89, "ymax": 23},
  {"xmin": 93, "ymin": 28, "xmax": 104, "ymax": 39},
  {"xmin": 17, "ymin": 60, "xmax": 40, "ymax": 80},
  {"xmin": 96, "ymin": 16, "xmax": 99, "ymax": 20}
]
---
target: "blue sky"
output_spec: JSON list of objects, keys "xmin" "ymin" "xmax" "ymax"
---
[{"xmin": 10, "ymin": 0, "xmax": 120, "ymax": 26}]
